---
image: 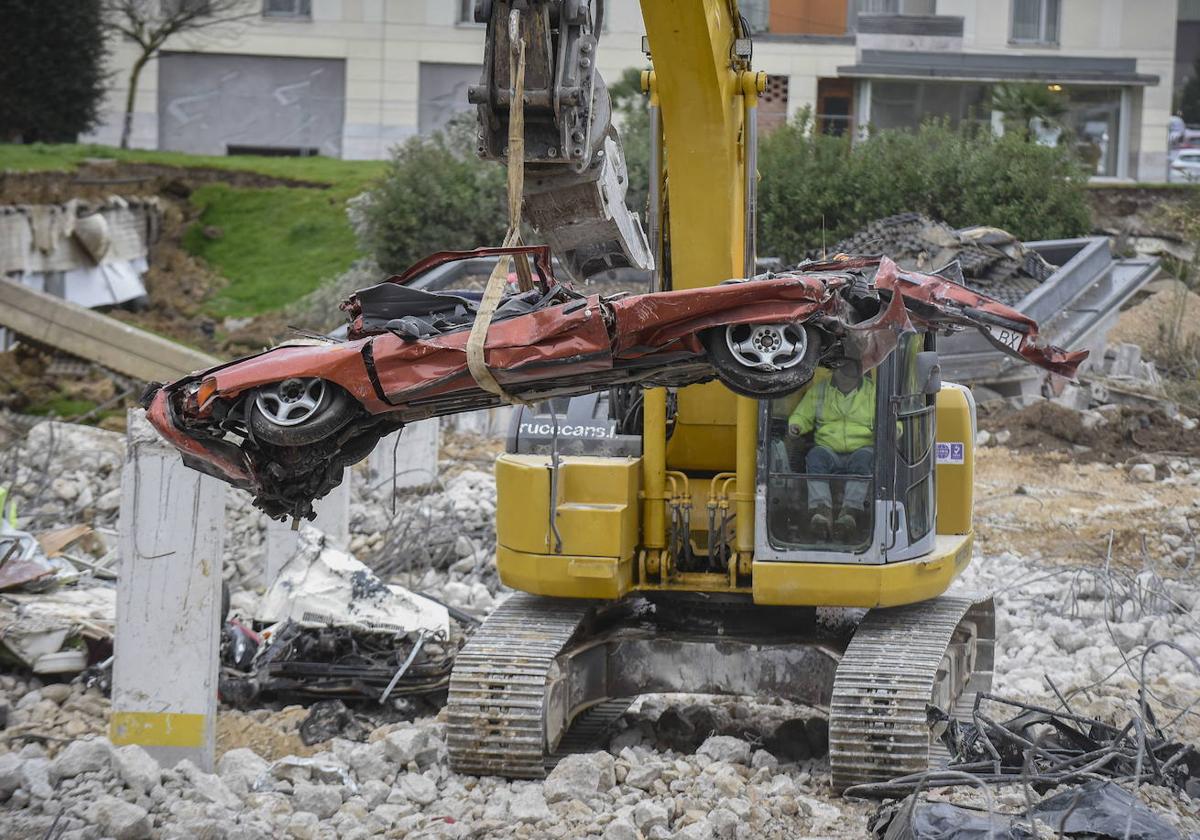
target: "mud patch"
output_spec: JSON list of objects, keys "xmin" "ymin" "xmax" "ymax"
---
[
  {"xmin": 217, "ymin": 706, "xmax": 320, "ymax": 762},
  {"xmin": 979, "ymin": 400, "xmax": 1200, "ymax": 461}
]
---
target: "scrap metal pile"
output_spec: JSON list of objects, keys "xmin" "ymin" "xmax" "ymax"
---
[
  {"xmin": 855, "ymin": 692, "xmax": 1200, "ymax": 839},
  {"xmin": 217, "ymin": 527, "xmax": 467, "ymax": 717}
]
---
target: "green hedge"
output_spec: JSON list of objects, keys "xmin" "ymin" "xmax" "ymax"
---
[
  {"xmin": 359, "ymin": 106, "xmax": 1093, "ymax": 277},
  {"xmin": 758, "ymin": 112, "xmax": 1092, "ymax": 263},
  {"xmin": 358, "ymin": 118, "xmax": 508, "ymax": 276}
]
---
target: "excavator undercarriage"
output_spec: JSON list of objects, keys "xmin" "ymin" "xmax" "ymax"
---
[{"xmin": 447, "ymin": 591, "xmax": 995, "ymax": 788}]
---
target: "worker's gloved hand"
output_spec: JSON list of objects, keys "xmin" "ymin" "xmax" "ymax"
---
[{"xmin": 788, "ymin": 423, "xmax": 802, "ymax": 438}]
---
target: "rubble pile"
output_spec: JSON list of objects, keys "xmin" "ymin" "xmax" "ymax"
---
[
  {"xmin": 0, "ymin": 419, "xmax": 506, "ymax": 613},
  {"xmin": 1, "ymin": 402, "xmax": 1198, "ymax": 838},
  {"xmin": 828, "ymin": 213, "xmax": 1057, "ymax": 306},
  {"xmin": 1, "ymin": 533, "xmax": 1196, "ymax": 838}
]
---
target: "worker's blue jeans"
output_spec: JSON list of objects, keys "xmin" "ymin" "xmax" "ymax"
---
[{"xmin": 806, "ymin": 445, "xmax": 873, "ymax": 512}]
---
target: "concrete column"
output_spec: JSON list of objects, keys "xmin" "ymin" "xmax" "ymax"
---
[
  {"xmin": 111, "ymin": 409, "xmax": 225, "ymax": 771},
  {"xmin": 264, "ymin": 468, "xmax": 352, "ymax": 589},
  {"xmin": 369, "ymin": 419, "xmax": 440, "ymax": 492},
  {"xmin": 443, "ymin": 406, "xmax": 513, "ymax": 437}
]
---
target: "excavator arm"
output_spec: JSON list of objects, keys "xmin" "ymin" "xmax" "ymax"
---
[{"xmin": 468, "ymin": 0, "xmax": 652, "ymax": 280}]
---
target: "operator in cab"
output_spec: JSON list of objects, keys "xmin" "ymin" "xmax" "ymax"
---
[{"xmin": 787, "ymin": 359, "xmax": 875, "ymax": 540}]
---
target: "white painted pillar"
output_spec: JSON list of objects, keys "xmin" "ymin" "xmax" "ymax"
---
[
  {"xmin": 443, "ymin": 406, "xmax": 513, "ymax": 438},
  {"xmin": 368, "ymin": 419, "xmax": 440, "ymax": 492},
  {"xmin": 111, "ymin": 409, "xmax": 225, "ymax": 771},
  {"xmin": 264, "ymin": 468, "xmax": 351, "ymax": 589}
]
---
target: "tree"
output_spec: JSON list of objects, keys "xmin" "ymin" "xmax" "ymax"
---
[
  {"xmin": 607, "ymin": 67, "xmax": 652, "ymax": 222},
  {"xmin": 101, "ymin": 0, "xmax": 256, "ymax": 149},
  {"xmin": 0, "ymin": 0, "xmax": 108, "ymax": 143},
  {"xmin": 358, "ymin": 114, "xmax": 509, "ymax": 276},
  {"xmin": 1181, "ymin": 58, "xmax": 1200, "ymax": 125}
]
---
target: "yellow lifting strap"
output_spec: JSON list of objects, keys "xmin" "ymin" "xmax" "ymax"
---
[{"xmin": 465, "ymin": 11, "xmax": 534, "ymax": 405}]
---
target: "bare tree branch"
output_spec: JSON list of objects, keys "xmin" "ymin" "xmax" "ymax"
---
[{"xmin": 100, "ymin": 0, "xmax": 258, "ymax": 148}]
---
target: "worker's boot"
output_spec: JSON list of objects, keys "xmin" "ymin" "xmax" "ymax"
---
[
  {"xmin": 809, "ymin": 507, "xmax": 832, "ymax": 539},
  {"xmin": 834, "ymin": 509, "xmax": 861, "ymax": 541}
]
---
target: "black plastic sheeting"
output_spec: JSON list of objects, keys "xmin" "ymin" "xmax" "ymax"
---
[{"xmin": 872, "ymin": 781, "xmax": 1183, "ymax": 840}]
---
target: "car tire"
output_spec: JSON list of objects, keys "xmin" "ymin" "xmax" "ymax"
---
[
  {"xmin": 703, "ymin": 323, "xmax": 821, "ymax": 399},
  {"xmin": 248, "ymin": 378, "xmax": 358, "ymax": 447}
]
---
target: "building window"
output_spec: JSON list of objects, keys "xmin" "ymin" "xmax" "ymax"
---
[
  {"xmin": 1011, "ymin": 0, "xmax": 1059, "ymax": 44},
  {"xmin": 263, "ymin": 0, "xmax": 311, "ymax": 18},
  {"xmin": 740, "ymin": 0, "xmax": 770, "ymax": 33},
  {"xmin": 869, "ymin": 80, "xmax": 991, "ymax": 131},
  {"xmin": 459, "ymin": 1, "xmax": 475, "ymax": 23},
  {"xmin": 1061, "ymin": 87, "xmax": 1121, "ymax": 177}
]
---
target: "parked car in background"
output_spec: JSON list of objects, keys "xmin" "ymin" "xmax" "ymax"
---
[{"xmin": 1169, "ymin": 149, "xmax": 1200, "ymax": 182}]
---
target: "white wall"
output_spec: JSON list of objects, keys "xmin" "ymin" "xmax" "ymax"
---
[
  {"xmin": 938, "ymin": 0, "xmax": 1176, "ymax": 179},
  {"xmin": 87, "ymin": 0, "xmax": 1174, "ymax": 177}
]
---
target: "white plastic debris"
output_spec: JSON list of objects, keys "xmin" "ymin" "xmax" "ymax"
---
[{"xmin": 258, "ymin": 525, "xmax": 449, "ymax": 638}]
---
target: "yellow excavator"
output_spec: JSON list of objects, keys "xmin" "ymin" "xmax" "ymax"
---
[{"xmin": 447, "ymin": 0, "xmax": 994, "ymax": 790}]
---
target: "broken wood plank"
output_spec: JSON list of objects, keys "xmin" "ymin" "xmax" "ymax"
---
[
  {"xmin": 37, "ymin": 524, "xmax": 93, "ymax": 557},
  {"xmin": 0, "ymin": 277, "xmax": 220, "ymax": 382}
]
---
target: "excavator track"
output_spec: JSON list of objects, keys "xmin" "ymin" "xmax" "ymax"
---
[
  {"xmin": 829, "ymin": 594, "xmax": 995, "ymax": 791},
  {"xmin": 446, "ymin": 593, "xmax": 595, "ymax": 779}
]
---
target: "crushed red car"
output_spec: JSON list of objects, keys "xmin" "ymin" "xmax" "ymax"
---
[{"xmin": 142, "ymin": 246, "xmax": 1086, "ymax": 521}]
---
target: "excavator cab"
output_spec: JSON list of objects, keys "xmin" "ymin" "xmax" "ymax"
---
[{"xmin": 760, "ymin": 330, "xmax": 940, "ymax": 564}]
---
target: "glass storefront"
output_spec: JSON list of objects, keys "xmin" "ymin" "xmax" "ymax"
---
[
  {"xmin": 867, "ymin": 80, "xmax": 1124, "ymax": 177},
  {"xmin": 869, "ymin": 80, "xmax": 994, "ymax": 131}
]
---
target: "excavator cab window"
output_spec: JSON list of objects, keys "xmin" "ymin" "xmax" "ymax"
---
[
  {"xmin": 764, "ymin": 364, "xmax": 878, "ymax": 552},
  {"xmin": 763, "ymin": 330, "xmax": 938, "ymax": 556},
  {"xmin": 888, "ymin": 331, "xmax": 938, "ymax": 546}
]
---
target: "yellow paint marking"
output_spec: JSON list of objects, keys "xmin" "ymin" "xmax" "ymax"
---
[{"xmin": 110, "ymin": 712, "xmax": 206, "ymax": 748}]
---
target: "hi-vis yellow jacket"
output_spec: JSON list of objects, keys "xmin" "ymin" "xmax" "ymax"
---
[{"xmin": 788, "ymin": 375, "xmax": 877, "ymax": 454}]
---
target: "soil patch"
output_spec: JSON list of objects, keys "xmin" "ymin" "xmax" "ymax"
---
[
  {"xmin": 973, "ymin": 445, "xmax": 1198, "ymax": 566},
  {"xmin": 979, "ymin": 400, "xmax": 1200, "ymax": 462},
  {"xmin": 0, "ymin": 161, "xmax": 326, "ymax": 204},
  {"xmin": 1108, "ymin": 279, "xmax": 1200, "ymax": 371}
]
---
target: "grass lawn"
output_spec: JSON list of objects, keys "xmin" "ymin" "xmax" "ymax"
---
[{"xmin": 0, "ymin": 143, "xmax": 388, "ymax": 318}]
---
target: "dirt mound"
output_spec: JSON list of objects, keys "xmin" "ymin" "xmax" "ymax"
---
[
  {"xmin": 980, "ymin": 400, "xmax": 1200, "ymax": 461},
  {"xmin": 1109, "ymin": 280, "xmax": 1200, "ymax": 371}
]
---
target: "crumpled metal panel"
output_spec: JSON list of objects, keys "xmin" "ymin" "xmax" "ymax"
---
[
  {"xmin": 843, "ymin": 271, "xmax": 915, "ymax": 373},
  {"xmin": 373, "ymin": 293, "xmax": 614, "ymax": 402},
  {"xmin": 610, "ymin": 274, "xmax": 839, "ymax": 359},
  {"xmin": 873, "ymin": 256, "xmax": 1088, "ymax": 379}
]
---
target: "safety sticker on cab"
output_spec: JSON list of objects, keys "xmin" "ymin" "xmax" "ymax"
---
[{"xmin": 936, "ymin": 442, "xmax": 965, "ymax": 465}]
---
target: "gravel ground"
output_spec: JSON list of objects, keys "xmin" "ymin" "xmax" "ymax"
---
[{"xmin": 1, "ymin": 419, "xmax": 1198, "ymax": 839}]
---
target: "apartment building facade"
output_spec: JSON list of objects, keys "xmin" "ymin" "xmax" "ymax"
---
[{"xmin": 89, "ymin": 0, "xmax": 1178, "ymax": 180}]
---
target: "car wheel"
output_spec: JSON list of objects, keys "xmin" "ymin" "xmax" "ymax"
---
[
  {"xmin": 248, "ymin": 378, "xmax": 357, "ymax": 446},
  {"xmin": 703, "ymin": 322, "xmax": 821, "ymax": 399}
]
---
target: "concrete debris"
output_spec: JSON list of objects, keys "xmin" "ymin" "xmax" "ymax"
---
[
  {"xmin": 0, "ymin": 197, "xmax": 161, "ymax": 310},
  {"xmin": 1129, "ymin": 462, "xmax": 1158, "ymax": 482},
  {"xmin": 543, "ymin": 751, "xmax": 616, "ymax": 803},
  {"xmin": 0, "ymin": 583, "xmax": 114, "ymax": 674}
]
